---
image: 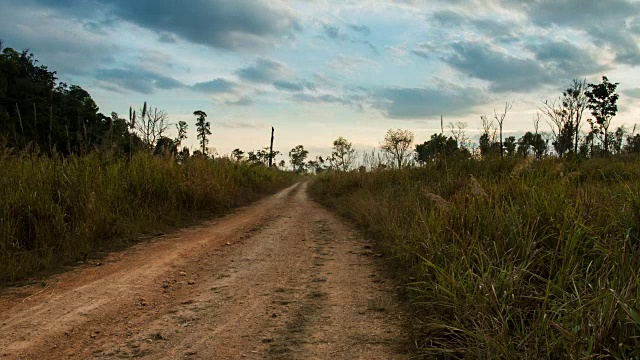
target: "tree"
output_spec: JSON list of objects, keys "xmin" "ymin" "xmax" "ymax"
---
[
  {"xmin": 563, "ymin": 79, "xmax": 588, "ymax": 154},
  {"xmin": 380, "ymin": 129, "xmax": 414, "ymax": 169},
  {"xmin": 553, "ymin": 120, "xmax": 574, "ymax": 157},
  {"xmin": 625, "ymin": 126, "xmax": 640, "ymax": 154},
  {"xmin": 494, "ymin": 101, "xmax": 514, "ymax": 158},
  {"xmin": 194, "ymin": 110, "xmax": 210, "ymax": 156},
  {"xmin": 331, "ymin": 137, "xmax": 356, "ymax": 171},
  {"xmin": 541, "ymin": 98, "xmax": 573, "ymax": 158},
  {"xmin": 415, "ymin": 133, "xmax": 461, "ymax": 164},
  {"xmin": 154, "ymin": 136, "xmax": 177, "ymax": 157},
  {"xmin": 448, "ymin": 121, "xmax": 469, "ymax": 149},
  {"xmin": 479, "ymin": 115, "xmax": 500, "ymax": 158},
  {"xmin": 503, "ymin": 136, "xmax": 517, "ymax": 156},
  {"xmin": 136, "ymin": 102, "xmax": 170, "ymax": 149},
  {"xmin": 289, "ymin": 145, "xmax": 309, "ymax": 173},
  {"xmin": 517, "ymin": 132, "xmax": 535, "ymax": 157},
  {"xmin": 586, "ymin": 76, "xmax": 619, "ymax": 155},
  {"xmin": 248, "ymin": 147, "xmax": 280, "ymax": 166},
  {"xmin": 175, "ymin": 120, "xmax": 188, "ymax": 147},
  {"xmin": 231, "ymin": 148, "xmax": 244, "ymax": 162}
]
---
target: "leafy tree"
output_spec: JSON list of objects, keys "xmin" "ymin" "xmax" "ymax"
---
[
  {"xmin": 415, "ymin": 133, "xmax": 459, "ymax": 164},
  {"xmin": 518, "ymin": 131, "xmax": 547, "ymax": 159},
  {"xmin": 231, "ymin": 148, "xmax": 244, "ymax": 162},
  {"xmin": 532, "ymin": 133, "xmax": 548, "ymax": 159},
  {"xmin": 381, "ymin": 128, "xmax": 414, "ymax": 169},
  {"xmin": 193, "ymin": 110, "xmax": 210, "ymax": 156},
  {"xmin": 175, "ymin": 121, "xmax": 188, "ymax": 147},
  {"xmin": 626, "ymin": 134, "xmax": 640, "ymax": 154},
  {"xmin": 586, "ymin": 76, "xmax": 619, "ymax": 155},
  {"xmin": 0, "ymin": 46, "xmax": 133, "ymax": 155},
  {"xmin": 247, "ymin": 147, "xmax": 280, "ymax": 166},
  {"xmin": 479, "ymin": 115, "xmax": 500, "ymax": 158},
  {"xmin": 612, "ymin": 126, "xmax": 626, "ymax": 155},
  {"xmin": 553, "ymin": 121, "xmax": 574, "ymax": 157},
  {"xmin": 517, "ymin": 132, "xmax": 534, "ymax": 157},
  {"xmin": 154, "ymin": 136, "xmax": 177, "ymax": 157},
  {"xmin": 563, "ymin": 79, "xmax": 588, "ymax": 154},
  {"xmin": 331, "ymin": 137, "xmax": 356, "ymax": 171},
  {"xmin": 503, "ymin": 136, "xmax": 517, "ymax": 156},
  {"xmin": 289, "ymin": 145, "xmax": 309, "ymax": 173}
]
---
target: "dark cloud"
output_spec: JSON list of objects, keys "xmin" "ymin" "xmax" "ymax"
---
[
  {"xmin": 273, "ymin": 80, "xmax": 316, "ymax": 92},
  {"xmin": 95, "ymin": 67, "xmax": 184, "ymax": 94},
  {"xmin": 446, "ymin": 41, "xmax": 550, "ymax": 92},
  {"xmin": 0, "ymin": 5, "xmax": 118, "ymax": 77},
  {"xmin": 514, "ymin": 0, "xmax": 640, "ymax": 65},
  {"xmin": 527, "ymin": 39, "xmax": 605, "ymax": 75},
  {"xmin": 518, "ymin": 0, "xmax": 637, "ymax": 27},
  {"xmin": 322, "ymin": 24, "xmax": 348, "ymax": 41},
  {"xmin": 219, "ymin": 121, "xmax": 262, "ymax": 129},
  {"xmin": 191, "ymin": 78, "xmax": 236, "ymax": 93},
  {"xmin": 374, "ymin": 86, "xmax": 486, "ymax": 119},
  {"xmin": 225, "ymin": 97, "xmax": 253, "ymax": 106},
  {"xmin": 431, "ymin": 10, "xmax": 516, "ymax": 39},
  {"xmin": 158, "ymin": 33, "xmax": 177, "ymax": 44},
  {"xmin": 348, "ymin": 24, "xmax": 371, "ymax": 36},
  {"xmin": 292, "ymin": 92, "xmax": 367, "ymax": 111},
  {"xmin": 411, "ymin": 42, "xmax": 434, "ymax": 59},
  {"xmin": 236, "ymin": 59, "xmax": 287, "ymax": 83},
  {"xmin": 321, "ymin": 22, "xmax": 379, "ymax": 55},
  {"xmin": 26, "ymin": 0, "xmax": 301, "ymax": 50}
]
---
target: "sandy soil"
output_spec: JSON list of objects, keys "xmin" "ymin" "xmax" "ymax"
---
[{"xmin": 0, "ymin": 182, "xmax": 408, "ymax": 359}]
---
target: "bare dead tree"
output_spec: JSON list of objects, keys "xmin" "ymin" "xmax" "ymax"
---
[
  {"xmin": 448, "ymin": 121, "xmax": 469, "ymax": 149},
  {"xmin": 136, "ymin": 102, "xmax": 170, "ymax": 149},
  {"xmin": 540, "ymin": 98, "xmax": 572, "ymax": 157},
  {"xmin": 494, "ymin": 101, "xmax": 514, "ymax": 158},
  {"xmin": 480, "ymin": 115, "xmax": 497, "ymax": 143},
  {"xmin": 533, "ymin": 111, "xmax": 542, "ymax": 136}
]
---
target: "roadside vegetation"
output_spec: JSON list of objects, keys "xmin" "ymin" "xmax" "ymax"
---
[
  {"xmin": 309, "ymin": 76, "xmax": 640, "ymax": 358},
  {"xmin": 0, "ymin": 44, "xmax": 298, "ymax": 284},
  {"xmin": 311, "ymin": 157, "xmax": 640, "ymax": 358}
]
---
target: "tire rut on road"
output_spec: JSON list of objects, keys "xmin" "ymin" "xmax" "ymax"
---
[{"xmin": 0, "ymin": 182, "xmax": 408, "ymax": 359}]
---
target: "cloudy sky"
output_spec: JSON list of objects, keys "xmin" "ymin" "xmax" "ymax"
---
[{"xmin": 2, "ymin": 0, "xmax": 640, "ymax": 160}]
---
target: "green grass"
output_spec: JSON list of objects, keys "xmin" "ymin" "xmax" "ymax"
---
[
  {"xmin": 0, "ymin": 152, "xmax": 298, "ymax": 284},
  {"xmin": 310, "ymin": 156, "xmax": 640, "ymax": 359}
]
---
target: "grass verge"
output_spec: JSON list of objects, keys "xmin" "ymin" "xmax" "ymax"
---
[
  {"xmin": 309, "ymin": 156, "xmax": 640, "ymax": 359},
  {"xmin": 0, "ymin": 152, "xmax": 298, "ymax": 284}
]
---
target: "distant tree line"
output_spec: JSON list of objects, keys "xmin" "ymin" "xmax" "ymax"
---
[{"xmin": 3, "ymin": 42, "xmax": 639, "ymax": 170}]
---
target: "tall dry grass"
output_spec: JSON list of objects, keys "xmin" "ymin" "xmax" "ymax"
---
[
  {"xmin": 0, "ymin": 152, "xmax": 298, "ymax": 283},
  {"xmin": 310, "ymin": 156, "xmax": 640, "ymax": 358}
]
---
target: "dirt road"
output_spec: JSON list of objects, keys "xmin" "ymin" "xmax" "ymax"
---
[{"xmin": 0, "ymin": 182, "xmax": 408, "ymax": 359}]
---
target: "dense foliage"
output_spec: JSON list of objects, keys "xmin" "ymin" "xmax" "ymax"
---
[{"xmin": 0, "ymin": 43, "xmax": 136, "ymax": 155}]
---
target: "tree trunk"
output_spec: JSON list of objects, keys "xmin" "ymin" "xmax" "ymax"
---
[
  {"xmin": 269, "ymin": 127, "xmax": 274, "ymax": 167},
  {"xmin": 500, "ymin": 124, "xmax": 503, "ymax": 158}
]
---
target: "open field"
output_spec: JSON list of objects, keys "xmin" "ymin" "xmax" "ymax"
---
[
  {"xmin": 310, "ymin": 156, "xmax": 640, "ymax": 358},
  {"xmin": 0, "ymin": 153, "xmax": 298, "ymax": 283}
]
